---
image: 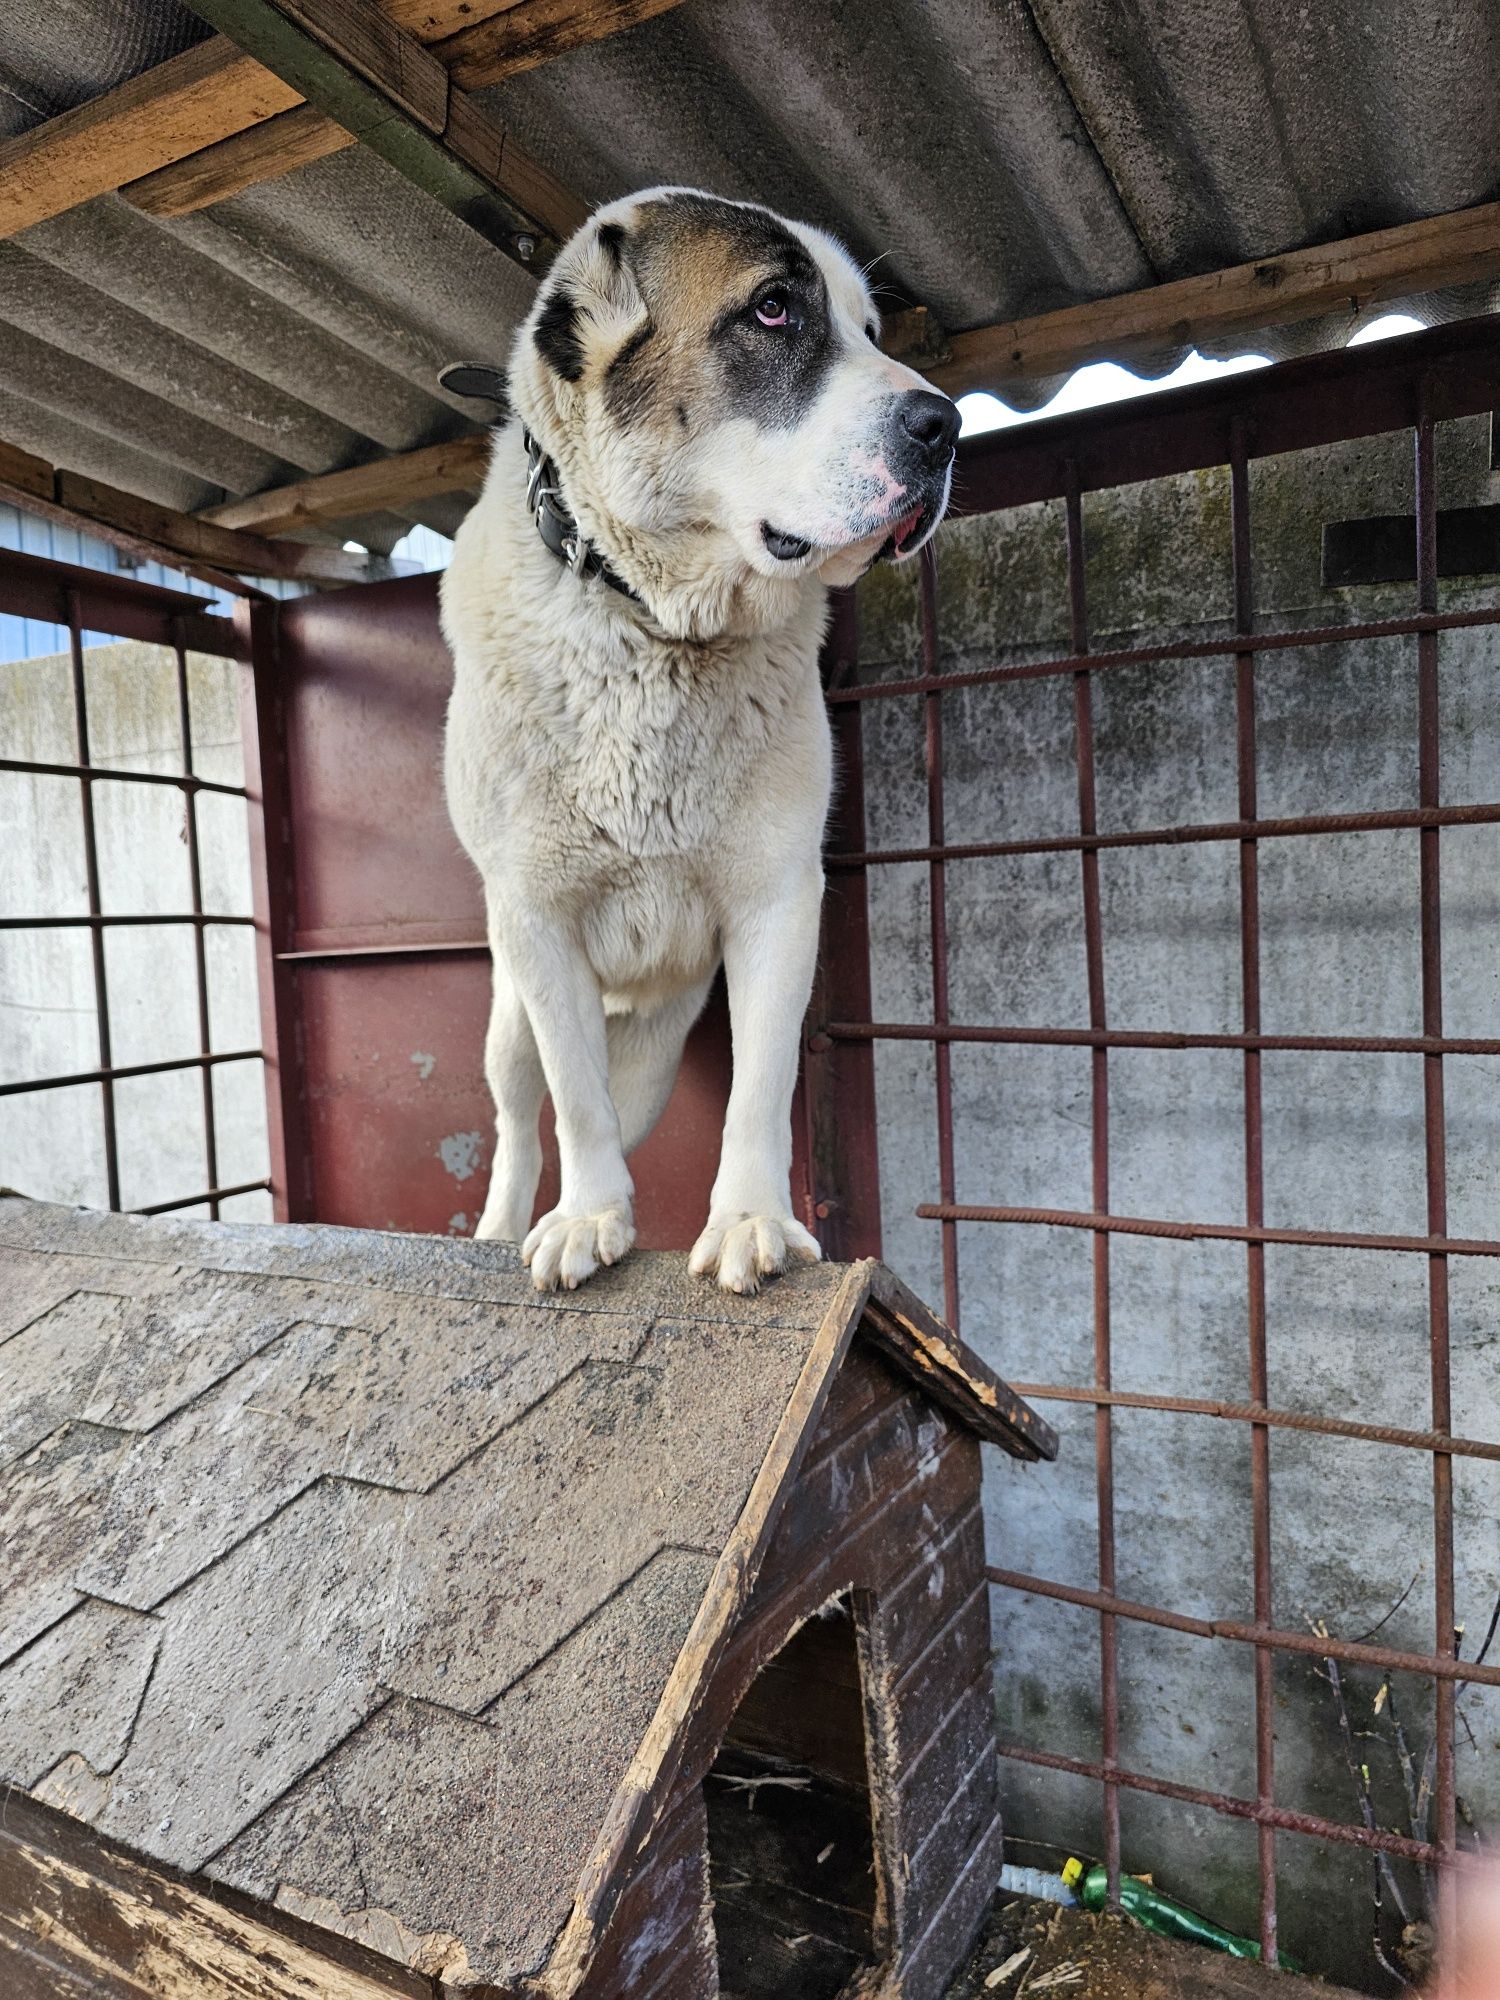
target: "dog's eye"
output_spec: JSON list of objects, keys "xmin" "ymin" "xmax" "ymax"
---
[
  {"xmin": 754, "ymin": 291, "xmax": 791, "ymax": 328},
  {"xmin": 865, "ymin": 321, "xmax": 878, "ymax": 342}
]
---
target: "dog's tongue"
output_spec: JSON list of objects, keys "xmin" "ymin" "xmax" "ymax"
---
[{"xmin": 892, "ymin": 505, "xmax": 924, "ymax": 551}]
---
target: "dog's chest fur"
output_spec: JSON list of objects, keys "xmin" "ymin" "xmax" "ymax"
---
[{"xmin": 442, "ymin": 463, "xmax": 832, "ymax": 1007}]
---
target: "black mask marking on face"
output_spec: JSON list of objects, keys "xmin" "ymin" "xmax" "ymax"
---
[{"xmin": 535, "ymin": 288, "xmax": 585, "ymax": 382}]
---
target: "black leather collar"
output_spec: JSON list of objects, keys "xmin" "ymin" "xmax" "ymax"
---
[{"xmin": 522, "ymin": 429, "xmax": 642, "ymax": 606}]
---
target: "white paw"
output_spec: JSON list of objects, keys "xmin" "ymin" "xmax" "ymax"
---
[
  {"xmin": 522, "ymin": 1204, "xmax": 635, "ymax": 1291},
  {"xmin": 688, "ymin": 1212, "xmax": 822, "ymax": 1295}
]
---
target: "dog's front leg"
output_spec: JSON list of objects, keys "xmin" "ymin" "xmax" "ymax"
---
[
  {"xmin": 689, "ymin": 870, "xmax": 824, "ymax": 1294},
  {"xmin": 497, "ymin": 911, "xmax": 635, "ymax": 1291}
]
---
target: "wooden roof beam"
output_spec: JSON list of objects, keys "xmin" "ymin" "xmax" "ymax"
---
[
  {"xmin": 199, "ymin": 430, "xmax": 492, "ymax": 535},
  {"xmin": 0, "ymin": 38, "xmax": 302, "ymax": 237},
  {"xmin": 128, "ymin": 0, "xmax": 689, "ymax": 217},
  {"xmin": 171, "ymin": 0, "xmax": 586, "ymax": 265},
  {"xmin": 0, "ymin": 439, "xmax": 403, "ymax": 589},
  {"xmin": 0, "ymin": 0, "xmax": 669, "ymax": 252},
  {"xmin": 927, "ymin": 198, "xmax": 1500, "ymax": 400}
]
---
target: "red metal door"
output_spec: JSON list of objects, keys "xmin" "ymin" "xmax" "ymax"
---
[{"xmin": 247, "ymin": 571, "xmax": 732, "ymax": 1246}]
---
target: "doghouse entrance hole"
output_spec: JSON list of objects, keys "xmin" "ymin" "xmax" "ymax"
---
[{"xmin": 706, "ymin": 1597, "xmax": 878, "ymax": 2000}]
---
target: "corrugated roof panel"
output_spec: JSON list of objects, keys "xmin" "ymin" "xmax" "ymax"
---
[{"xmin": 1, "ymin": 0, "xmax": 1498, "ymax": 530}]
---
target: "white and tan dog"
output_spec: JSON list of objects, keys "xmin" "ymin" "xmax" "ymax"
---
[{"xmin": 441, "ymin": 187, "xmax": 958, "ymax": 1293}]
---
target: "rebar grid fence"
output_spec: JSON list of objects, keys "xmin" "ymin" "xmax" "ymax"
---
[
  {"xmin": 0, "ymin": 548, "xmax": 268, "ymax": 1219},
  {"xmin": 807, "ymin": 318, "xmax": 1500, "ymax": 1969}
]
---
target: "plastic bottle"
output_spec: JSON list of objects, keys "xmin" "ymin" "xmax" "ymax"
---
[
  {"xmin": 997, "ymin": 1864, "xmax": 1077, "ymax": 1905},
  {"xmin": 1063, "ymin": 1859, "xmax": 1300, "ymax": 1971}
]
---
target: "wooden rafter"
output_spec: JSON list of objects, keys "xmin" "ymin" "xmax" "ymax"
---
[
  {"xmin": 128, "ymin": 0, "xmax": 688, "ymax": 219},
  {"xmin": 200, "ymin": 431, "xmax": 491, "ymax": 534},
  {"xmin": 173, "ymin": 0, "xmax": 585, "ymax": 264},
  {"xmin": 0, "ymin": 2, "xmax": 677, "ymax": 240},
  {"xmin": 0, "ymin": 39, "xmax": 301, "ymax": 237},
  {"xmin": 0, "ymin": 439, "xmax": 400, "ymax": 589},
  {"xmin": 927, "ymin": 198, "xmax": 1500, "ymax": 399}
]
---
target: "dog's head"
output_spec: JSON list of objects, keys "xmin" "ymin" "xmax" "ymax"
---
[{"xmin": 506, "ymin": 187, "xmax": 959, "ymax": 636}]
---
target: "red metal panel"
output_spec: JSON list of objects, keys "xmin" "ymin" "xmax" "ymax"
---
[{"xmin": 268, "ymin": 573, "xmax": 728, "ymax": 1247}]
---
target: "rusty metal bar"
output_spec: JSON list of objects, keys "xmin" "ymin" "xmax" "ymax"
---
[
  {"xmin": 825, "ymin": 604, "xmax": 1500, "ymax": 706},
  {"xmin": 133, "ymin": 1177, "xmax": 272, "ymax": 1216},
  {"xmin": 236, "ymin": 597, "xmax": 315, "ymax": 1222},
  {"xmin": 1415, "ymin": 391, "xmax": 1460, "ymax": 1921},
  {"xmin": 0, "ymin": 754, "xmax": 247, "ymax": 797},
  {"xmin": 917, "ymin": 1201, "xmax": 1500, "ymax": 1257},
  {"xmin": 1230, "ymin": 421, "xmax": 1277, "ymax": 1962},
  {"xmin": 64, "ymin": 589, "xmax": 120, "ymax": 1213},
  {"xmin": 1007, "ymin": 1379, "xmax": 1500, "ymax": 1462},
  {"xmin": 921, "ymin": 547, "xmax": 960, "ymax": 1328},
  {"xmin": 172, "ymin": 619, "xmax": 221, "ymax": 1220},
  {"xmin": 824, "ymin": 1020, "xmax": 1500, "ymax": 1057},
  {"xmin": 0, "ymin": 912, "xmax": 255, "ymax": 930},
  {"xmin": 994, "ymin": 1740, "xmax": 1444, "ymax": 1867},
  {"xmin": 1064, "ymin": 463, "xmax": 1121, "ymax": 1903},
  {"xmin": 0, "ymin": 1049, "xmax": 262, "ymax": 1100},
  {"xmin": 828, "ymin": 798, "xmax": 1500, "ymax": 869},
  {"xmin": 987, "ymin": 1568, "xmax": 1500, "ymax": 1691}
]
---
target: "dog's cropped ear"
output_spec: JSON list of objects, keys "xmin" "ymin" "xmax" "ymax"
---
[
  {"xmin": 438, "ymin": 363, "xmax": 510, "ymax": 408},
  {"xmin": 531, "ymin": 216, "xmax": 645, "ymax": 387}
]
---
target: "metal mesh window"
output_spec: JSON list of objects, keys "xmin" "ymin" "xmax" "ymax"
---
[{"xmin": 0, "ymin": 550, "xmax": 269, "ymax": 1220}]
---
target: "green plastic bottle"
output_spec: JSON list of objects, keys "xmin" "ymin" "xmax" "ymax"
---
[{"xmin": 1063, "ymin": 1859, "xmax": 1300, "ymax": 1972}]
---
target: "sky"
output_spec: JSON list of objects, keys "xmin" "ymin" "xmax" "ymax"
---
[{"xmin": 955, "ymin": 312, "xmax": 1426, "ymax": 437}]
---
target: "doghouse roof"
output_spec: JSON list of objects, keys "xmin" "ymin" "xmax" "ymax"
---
[
  {"xmin": 1, "ymin": 1, "xmax": 1496, "ymax": 554},
  {"xmin": 0, "ymin": 1196, "xmax": 1052, "ymax": 1993}
]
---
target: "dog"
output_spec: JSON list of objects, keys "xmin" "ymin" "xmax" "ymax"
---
[{"xmin": 441, "ymin": 186, "xmax": 958, "ymax": 1293}]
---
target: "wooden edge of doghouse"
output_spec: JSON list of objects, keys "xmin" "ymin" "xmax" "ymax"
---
[
  {"xmin": 859, "ymin": 1263, "xmax": 1059, "ymax": 1464},
  {"xmin": 0, "ymin": 1785, "xmax": 438, "ymax": 2000},
  {"xmin": 536, "ymin": 1258, "xmax": 877, "ymax": 1999}
]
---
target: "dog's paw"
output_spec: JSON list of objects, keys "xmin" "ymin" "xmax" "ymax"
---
[
  {"xmin": 522, "ymin": 1204, "xmax": 635, "ymax": 1291},
  {"xmin": 688, "ymin": 1213, "xmax": 822, "ymax": 1295}
]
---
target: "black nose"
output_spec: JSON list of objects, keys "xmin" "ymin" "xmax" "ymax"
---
[{"xmin": 899, "ymin": 389, "xmax": 961, "ymax": 459}]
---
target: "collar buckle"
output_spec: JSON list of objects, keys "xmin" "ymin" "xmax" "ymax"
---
[{"xmin": 519, "ymin": 427, "xmax": 642, "ymax": 608}]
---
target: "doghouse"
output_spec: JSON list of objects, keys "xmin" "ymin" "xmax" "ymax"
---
[{"xmin": 0, "ymin": 1196, "xmax": 1054, "ymax": 2000}]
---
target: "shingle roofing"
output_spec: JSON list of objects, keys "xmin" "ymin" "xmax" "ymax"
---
[
  {"xmin": 3, "ymin": 0, "xmax": 1497, "ymax": 548},
  {"xmin": 0, "ymin": 1197, "xmax": 1049, "ymax": 1990}
]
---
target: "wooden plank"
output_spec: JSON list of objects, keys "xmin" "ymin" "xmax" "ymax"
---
[
  {"xmin": 439, "ymin": 0, "xmax": 689, "ymax": 89},
  {"xmin": 0, "ymin": 441, "xmax": 52, "ymax": 505},
  {"xmin": 0, "ymin": 38, "xmax": 301, "ymax": 239},
  {"xmin": 54, "ymin": 471, "xmax": 381, "ymax": 584},
  {"xmin": 275, "ymin": 0, "xmax": 453, "ymax": 132},
  {"xmin": 124, "ymin": 102, "xmax": 352, "ymax": 217},
  {"xmin": 0, "ymin": 441, "xmax": 388, "ymax": 587},
  {"xmin": 0, "ymin": 1791, "xmax": 428, "ymax": 2000},
  {"xmin": 200, "ymin": 431, "xmax": 492, "ymax": 534},
  {"xmin": 931, "ymin": 198, "xmax": 1500, "ymax": 398},
  {"xmin": 864, "ymin": 1262, "xmax": 1058, "ymax": 1460},
  {"xmin": 0, "ymin": 472, "xmax": 267, "ymax": 600},
  {"xmin": 127, "ymin": 0, "xmax": 671, "ymax": 226},
  {"xmin": 186, "ymin": 0, "xmax": 579, "ymax": 266},
  {"xmin": 384, "ymin": 0, "xmax": 528, "ymax": 35}
]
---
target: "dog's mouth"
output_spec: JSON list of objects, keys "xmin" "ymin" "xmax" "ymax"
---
[
  {"xmin": 763, "ymin": 500, "xmax": 930, "ymax": 568},
  {"xmin": 761, "ymin": 522, "xmax": 814, "ymax": 561},
  {"xmin": 875, "ymin": 502, "xmax": 929, "ymax": 563}
]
